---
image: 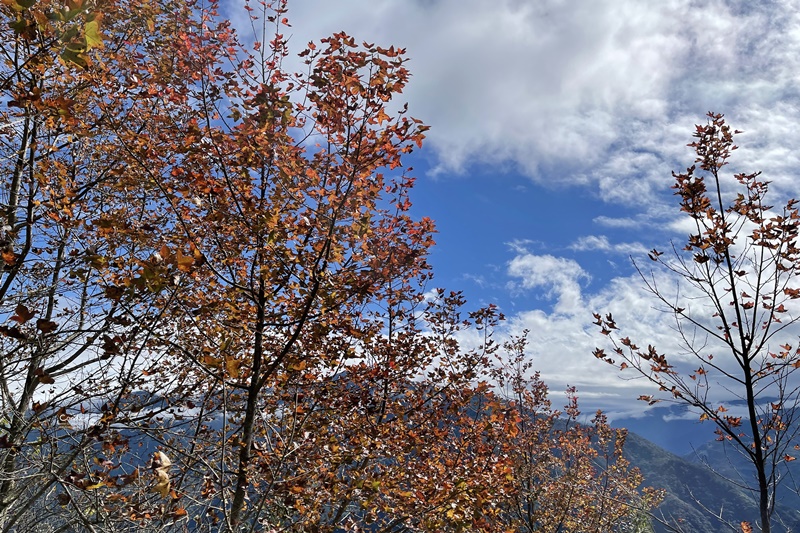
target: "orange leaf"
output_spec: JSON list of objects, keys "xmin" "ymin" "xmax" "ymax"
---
[
  {"xmin": 289, "ymin": 359, "xmax": 307, "ymax": 371},
  {"xmin": 176, "ymin": 249, "xmax": 194, "ymax": 272},
  {"xmin": 225, "ymin": 357, "xmax": 241, "ymax": 379},
  {"xmin": 201, "ymin": 354, "xmax": 222, "ymax": 369},
  {"xmin": 1, "ymin": 250, "xmax": 16, "ymax": 266}
]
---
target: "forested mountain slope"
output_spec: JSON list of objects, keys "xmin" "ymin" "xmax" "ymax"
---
[{"xmin": 624, "ymin": 431, "xmax": 800, "ymax": 532}]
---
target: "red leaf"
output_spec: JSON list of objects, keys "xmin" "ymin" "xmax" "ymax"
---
[{"xmin": 11, "ymin": 304, "xmax": 35, "ymax": 324}]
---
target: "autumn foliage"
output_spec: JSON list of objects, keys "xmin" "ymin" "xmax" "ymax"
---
[{"xmin": 0, "ymin": 0, "xmax": 654, "ymax": 530}]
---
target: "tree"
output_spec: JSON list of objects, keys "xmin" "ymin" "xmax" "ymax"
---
[
  {"xmin": 494, "ymin": 333, "xmax": 661, "ymax": 533},
  {"xmin": 593, "ymin": 112, "xmax": 800, "ymax": 533},
  {"xmin": 0, "ymin": 0, "xmax": 656, "ymax": 530},
  {"xmin": 0, "ymin": 0, "xmax": 206, "ymax": 530}
]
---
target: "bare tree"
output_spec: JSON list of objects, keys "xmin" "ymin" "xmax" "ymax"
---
[{"xmin": 593, "ymin": 113, "xmax": 800, "ymax": 533}]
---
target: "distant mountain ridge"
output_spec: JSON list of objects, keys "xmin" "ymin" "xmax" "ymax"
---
[
  {"xmin": 622, "ymin": 429, "xmax": 800, "ymax": 532},
  {"xmin": 613, "ymin": 405, "xmax": 717, "ymax": 456}
]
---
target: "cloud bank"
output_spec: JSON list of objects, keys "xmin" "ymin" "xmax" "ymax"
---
[{"xmin": 280, "ymin": 0, "xmax": 800, "ymax": 206}]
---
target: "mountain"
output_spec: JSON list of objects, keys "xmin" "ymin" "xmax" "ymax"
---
[
  {"xmin": 613, "ymin": 404, "xmax": 717, "ymax": 456},
  {"xmin": 623, "ymin": 430, "xmax": 800, "ymax": 532},
  {"xmin": 685, "ymin": 438, "xmax": 800, "ymax": 520}
]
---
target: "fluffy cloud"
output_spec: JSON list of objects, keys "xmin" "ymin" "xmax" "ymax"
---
[
  {"xmin": 499, "ymin": 243, "xmax": 800, "ymax": 418},
  {"xmin": 506, "ymin": 253, "xmax": 589, "ymax": 315},
  {"xmin": 273, "ymin": 0, "xmax": 800, "ymax": 206},
  {"xmin": 497, "ymin": 259, "xmax": 666, "ymax": 416}
]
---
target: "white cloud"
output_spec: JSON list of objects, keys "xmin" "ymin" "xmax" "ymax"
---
[
  {"xmin": 505, "ymin": 238, "xmax": 537, "ymax": 254},
  {"xmin": 661, "ymin": 409, "xmax": 702, "ymax": 423},
  {"xmin": 495, "ymin": 282, "xmax": 661, "ymax": 418},
  {"xmin": 498, "ymin": 244, "xmax": 800, "ymax": 417},
  {"xmin": 495, "ymin": 261, "xmax": 682, "ymax": 417},
  {"xmin": 506, "ymin": 253, "xmax": 589, "ymax": 315},
  {"xmin": 271, "ymin": 0, "xmax": 800, "ymax": 207},
  {"xmin": 569, "ymin": 235, "xmax": 647, "ymax": 255},
  {"xmin": 593, "ymin": 216, "xmax": 638, "ymax": 229}
]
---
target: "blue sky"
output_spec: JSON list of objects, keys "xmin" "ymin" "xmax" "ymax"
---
[{"xmin": 231, "ymin": 0, "xmax": 800, "ymax": 437}]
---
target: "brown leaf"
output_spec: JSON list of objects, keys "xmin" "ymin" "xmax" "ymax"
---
[
  {"xmin": 119, "ymin": 468, "xmax": 139, "ymax": 486},
  {"xmin": 176, "ymin": 249, "xmax": 194, "ymax": 272},
  {"xmin": 0, "ymin": 325, "xmax": 26, "ymax": 340},
  {"xmin": 35, "ymin": 367, "xmax": 55, "ymax": 385},
  {"xmin": 36, "ymin": 319, "xmax": 57, "ymax": 333},
  {"xmin": 225, "ymin": 357, "xmax": 241, "ymax": 379},
  {"xmin": 101, "ymin": 335, "xmax": 121, "ymax": 357}
]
